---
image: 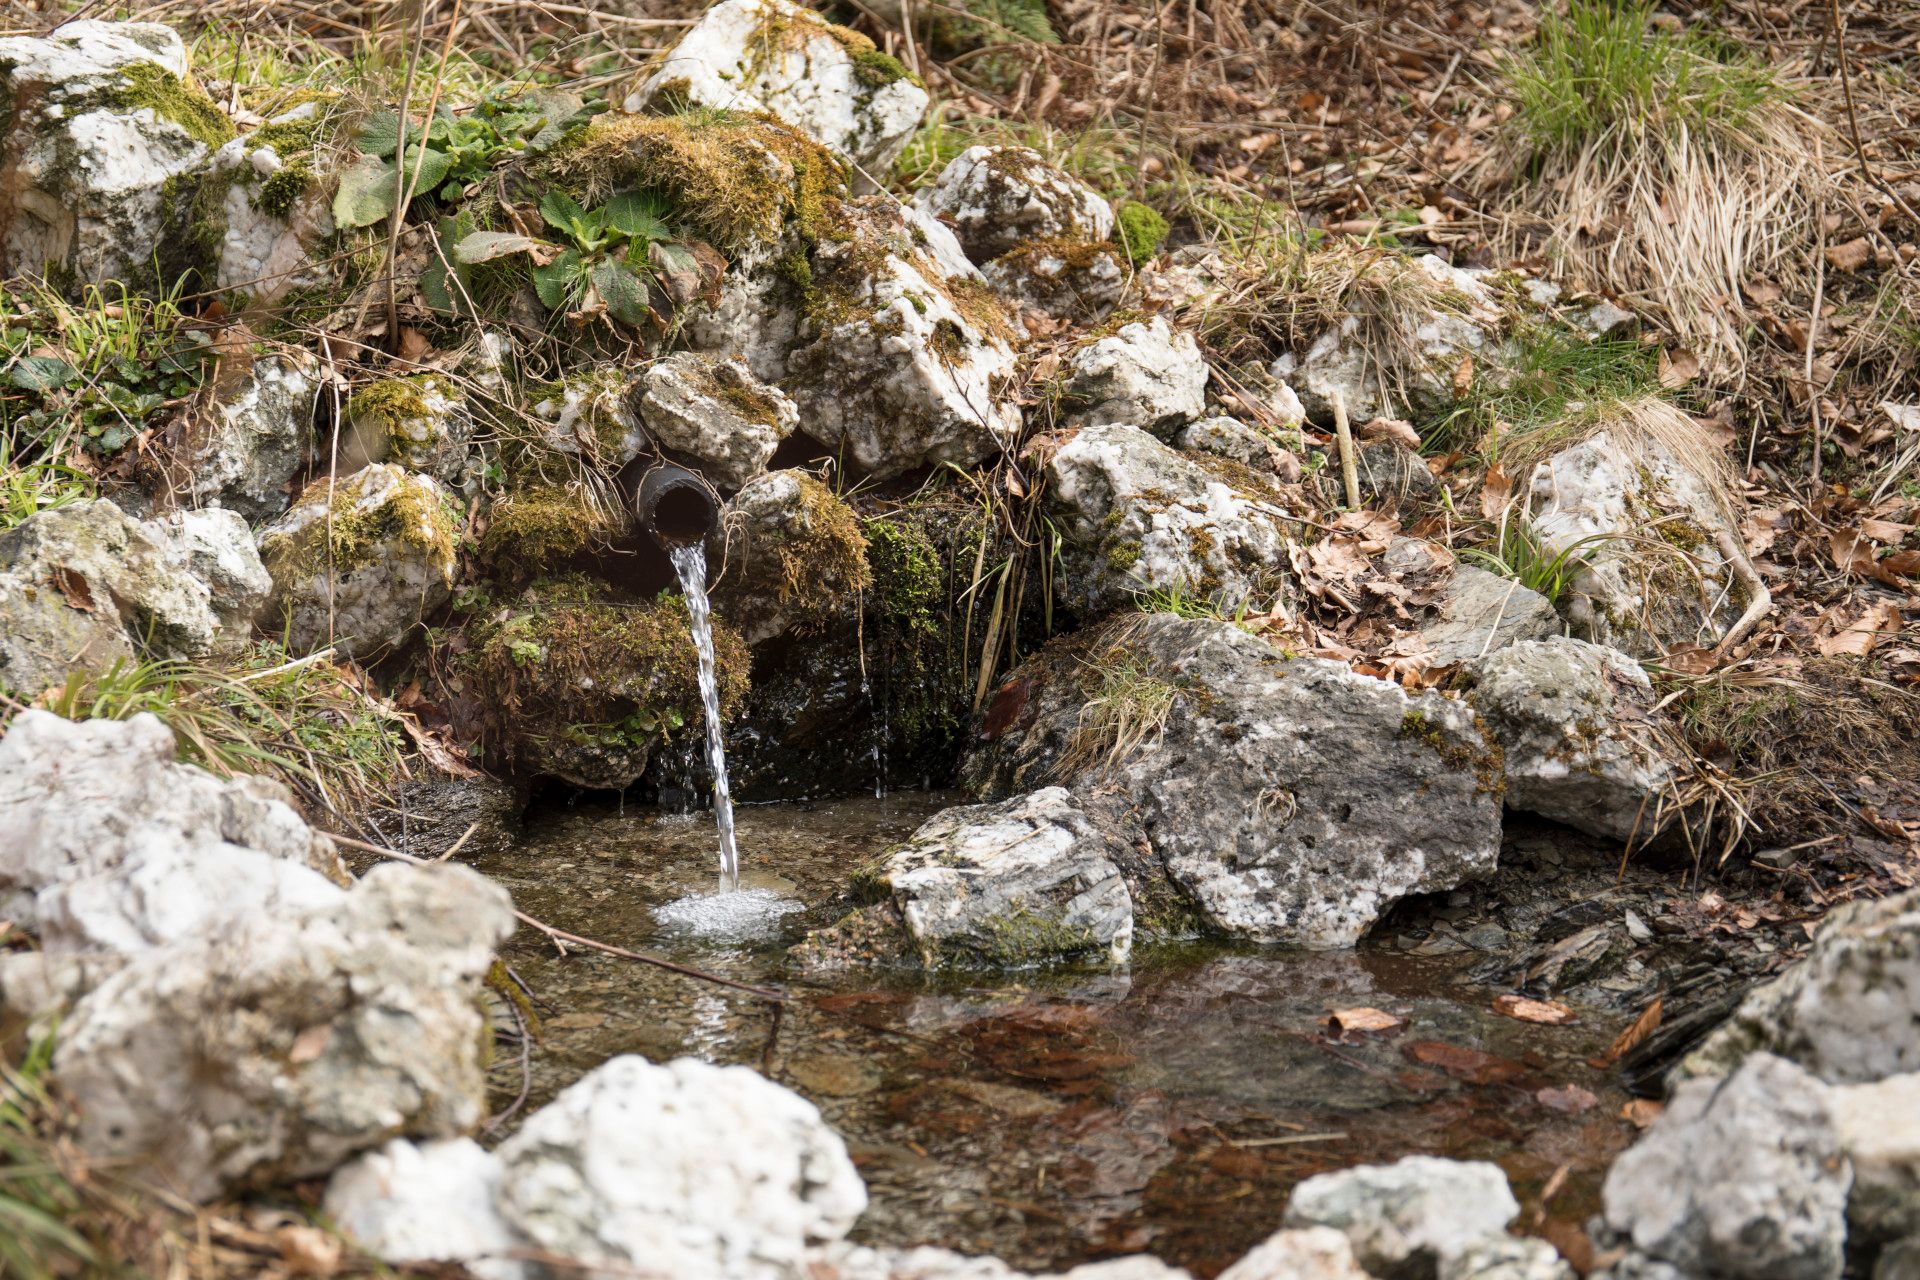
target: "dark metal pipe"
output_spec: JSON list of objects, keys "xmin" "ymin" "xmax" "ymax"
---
[{"xmin": 632, "ymin": 462, "xmax": 721, "ymax": 549}]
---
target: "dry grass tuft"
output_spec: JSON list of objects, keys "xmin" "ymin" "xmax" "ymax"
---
[{"xmin": 1057, "ymin": 636, "xmax": 1181, "ymax": 779}]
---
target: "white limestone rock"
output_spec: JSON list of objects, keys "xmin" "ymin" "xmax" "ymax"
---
[
  {"xmin": 179, "ymin": 348, "xmax": 318, "ymax": 521},
  {"xmin": 494, "ymin": 1054, "xmax": 867, "ymax": 1280},
  {"xmin": 912, "ymin": 145, "xmax": 1115, "ymax": 265},
  {"xmin": 1062, "ymin": 316, "xmax": 1208, "ymax": 437},
  {"xmin": 0, "ymin": 498, "xmax": 264, "ymax": 694},
  {"xmin": 342, "ymin": 374, "xmax": 473, "ymax": 483},
  {"xmin": 1678, "ymin": 888, "xmax": 1920, "ymax": 1086},
  {"xmin": 713, "ymin": 469, "xmax": 867, "ymax": 646},
  {"xmin": 773, "ymin": 197, "xmax": 1021, "ymax": 478},
  {"xmin": 810, "ymin": 1245, "xmax": 1191, "ymax": 1279},
  {"xmin": 1523, "ymin": 427, "xmax": 1741, "ymax": 657},
  {"xmin": 1284, "ymin": 1157, "xmax": 1521, "ymax": 1280},
  {"xmin": 1045, "ymin": 423, "xmax": 1292, "ymax": 616},
  {"xmin": 53, "ymin": 862, "xmax": 514, "ymax": 1201},
  {"xmin": 529, "ymin": 366, "xmax": 649, "ymax": 466},
  {"xmin": 324, "ymin": 1138, "xmax": 528, "ymax": 1280},
  {"xmin": 638, "ymin": 352, "xmax": 798, "ymax": 491},
  {"xmin": 1832, "ymin": 1074, "xmax": 1920, "ymax": 1248},
  {"xmin": 1218, "ymin": 1226, "xmax": 1372, "ymax": 1280},
  {"xmin": 967, "ymin": 615, "xmax": 1504, "ymax": 948},
  {"xmin": 1175, "ymin": 415, "xmax": 1284, "ymax": 471},
  {"xmin": 1440, "ymin": 1239, "xmax": 1575, "ymax": 1280},
  {"xmin": 981, "ymin": 237, "xmax": 1127, "ymax": 329},
  {"xmin": 258, "ymin": 464, "xmax": 457, "ymax": 659},
  {"xmin": 800, "ymin": 787, "xmax": 1137, "ymax": 969},
  {"xmin": 1602, "ymin": 1053, "xmax": 1850, "ymax": 1280},
  {"xmin": 1464, "ymin": 637, "xmax": 1679, "ymax": 842},
  {"xmin": 1380, "ymin": 539, "xmax": 1560, "ymax": 668},
  {"xmin": 210, "ymin": 102, "xmax": 335, "ymax": 303},
  {"xmin": 0, "ymin": 20, "xmax": 231, "ymax": 289},
  {"xmin": 627, "ymin": 0, "xmax": 927, "ymax": 180}
]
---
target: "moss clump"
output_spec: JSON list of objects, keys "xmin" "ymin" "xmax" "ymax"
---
[
  {"xmin": 481, "ymin": 486, "xmax": 616, "ymax": 574},
  {"xmin": 527, "ymin": 367, "xmax": 640, "ymax": 466},
  {"xmin": 852, "ymin": 49, "xmax": 915, "ymax": 89},
  {"xmin": 866, "ymin": 517, "xmax": 943, "ymax": 634},
  {"xmin": 721, "ymin": 474, "xmax": 872, "ymax": 633},
  {"xmin": 944, "ymin": 907, "xmax": 1104, "ymax": 968},
  {"xmin": 106, "ymin": 63, "xmax": 235, "ymax": 151},
  {"xmin": 1106, "ymin": 541, "xmax": 1141, "ymax": 573},
  {"xmin": 534, "ymin": 109, "xmax": 847, "ymax": 254},
  {"xmin": 993, "ymin": 235, "xmax": 1117, "ymax": 274},
  {"xmin": 348, "ymin": 377, "xmax": 431, "ymax": 429},
  {"xmin": 1114, "ymin": 201, "xmax": 1169, "ymax": 266},
  {"xmin": 690, "ymin": 360, "xmax": 783, "ymax": 426},
  {"xmin": 265, "ymin": 467, "xmax": 457, "ymax": 581},
  {"xmin": 253, "ymin": 158, "xmax": 314, "ymax": 219},
  {"xmin": 467, "ymin": 576, "xmax": 751, "ymax": 762}
]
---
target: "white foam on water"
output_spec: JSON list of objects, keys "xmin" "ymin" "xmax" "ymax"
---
[{"xmin": 652, "ymin": 887, "xmax": 803, "ymax": 943}]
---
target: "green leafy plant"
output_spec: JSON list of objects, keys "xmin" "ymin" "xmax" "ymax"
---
[
  {"xmin": 333, "ymin": 87, "xmax": 592, "ymax": 230},
  {"xmin": 439, "ymin": 190, "xmax": 720, "ymax": 328}
]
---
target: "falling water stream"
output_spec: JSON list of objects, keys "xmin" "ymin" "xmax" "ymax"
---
[{"xmin": 670, "ymin": 542, "xmax": 740, "ymax": 885}]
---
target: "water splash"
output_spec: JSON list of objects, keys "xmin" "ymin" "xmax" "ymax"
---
[
  {"xmin": 653, "ymin": 886, "xmax": 803, "ymax": 943},
  {"xmin": 670, "ymin": 543, "xmax": 739, "ymax": 885}
]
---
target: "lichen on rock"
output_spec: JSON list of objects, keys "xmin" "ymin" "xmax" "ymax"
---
[{"xmin": 912, "ymin": 145, "xmax": 1115, "ymax": 266}]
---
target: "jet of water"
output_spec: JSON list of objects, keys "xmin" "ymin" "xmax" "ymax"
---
[{"xmin": 670, "ymin": 543, "xmax": 740, "ymax": 886}]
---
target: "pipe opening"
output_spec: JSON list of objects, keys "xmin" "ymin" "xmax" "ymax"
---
[{"xmin": 634, "ymin": 465, "xmax": 721, "ymax": 548}]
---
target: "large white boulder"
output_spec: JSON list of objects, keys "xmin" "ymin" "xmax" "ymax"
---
[
  {"xmin": 1218, "ymin": 1226, "xmax": 1372, "ymax": 1280},
  {"xmin": 626, "ymin": 0, "xmax": 927, "ymax": 179},
  {"xmin": 258, "ymin": 464, "xmax": 458, "ymax": 659},
  {"xmin": 208, "ymin": 102, "xmax": 336, "ymax": 303},
  {"xmin": 324, "ymin": 1138, "xmax": 529, "ymax": 1280},
  {"xmin": 912, "ymin": 145, "xmax": 1115, "ymax": 265},
  {"xmin": 0, "ymin": 710, "xmax": 342, "ymax": 961},
  {"xmin": 0, "ymin": 20, "xmax": 233, "ymax": 288},
  {"xmin": 638, "ymin": 352, "xmax": 798, "ymax": 491},
  {"xmin": 53, "ymin": 862, "xmax": 514, "ymax": 1201},
  {"xmin": 1045, "ymin": 423, "xmax": 1293, "ymax": 616},
  {"xmin": 966, "ymin": 615, "xmax": 1504, "ymax": 947},
  {"xmin": 493, "ymin": 1054, "xmax": 868, "ymax": 1280}
]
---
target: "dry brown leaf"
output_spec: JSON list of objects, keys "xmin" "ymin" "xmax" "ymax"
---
[
  {"xmin": 1536, "ymin": 1083, "xmax": 1599, "ymax": 1114},
  {"xmin": 287, "ymin": 1023, "xmax": 333, "ymax": 1064},
  {"xmin": 1451, "ymin": 353, "xmax": 1474, "ymax": 399},
  {"xmin": 1816, "ymin": 601, "xmax": 1903, "ymax": 658},
  {"xmin": 1829, "ymin": 527, "xmax": 1879, "ymax": 578},
  {"xmin": 1479, "ymin": 465, "xmax": 1512, "ymax": 519},
  {"xmin": 49, "ymin": 566, "xmax": 95, "ymax": 613},
  {"xmin": 1405, "ymin": 1040, "xmax": 1528, "ymax": 1084},
  {"xmin": 1591, "ymin": 996, "xmax": 1663, "ymax": 1067},
  {"xmin": 396, "ymin": 326, "xmax": 433, "ymax": 362},
  {"xmin": 1327, "ymin": 1006, "xmax": 1403, "ymax": 1033},
  {"xmin": 1825, "ymin": 237, "xmax": 1872, "ymax": 272},
  {"xmin": 277, "ymin": 1225, "xmax": 342, "ymax": 1277},
  {"xmin": 1359, "ymin": 416, "xmax": 1422, "ymax": 450},
  {"xmin": 1621, "ymin": 1098, "xmax": 1665, "ymax": 1129},
  {"xmin": 1658, "ymin": 348, "xmax": 1700, "ymax": 389},
  {"xmin": 1494, "ymin": 994, "xmax": 1578, "ymax": 1025},
  {"xmin": 1860, "ymin": 518, "xmax": 1913, "ymax": 543}
]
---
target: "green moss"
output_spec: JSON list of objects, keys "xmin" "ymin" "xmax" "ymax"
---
[
  {"xmin": 865, "ymin": 517, "xmax": 942, "ymax": 632},
  {"xmin": 482, "ymin": 486, "xmax": 615, "ymax": 573},
  {"xmin": 348, "ymin": 378, "xmax": 431, "ymax": 428},
  {"xmin": 534, "ymin": 109, "xmax": 848, "ymax": 254},
  {"xmin": 940, "ymin": 907, "xmax": 1103, "ymax": 968},
  {"xmin": 719, "ymin": 475, "xmax": 872, "ymax": 631},
  {"xmin": 1106, "ymin": 541, "xmax": 1141, "ymax": 573},
  {"xmin": 264, "ymin": 467, "xmax": 457, "ymax": 581},
  {"xmin": 253, "ymin": 157, "xmax": 314, "ymax": 219},
  {"xmin": 1114, "ymin": 201, "xmax": 1169, "ymax": 266},
  {"xmin": 105, "ymin": 63, "xmax": 235, "ymax": 151},
  {"xmin": 250, "ymin": 117, "xmax": 322, "ymax": 158},
  {"xmin": 1399, "ymin": 706, "xmax": 1506, "ymax": 796},
  {"xmin": 852, "ymin": 49, "xmax": 914, "ymax": 89}
]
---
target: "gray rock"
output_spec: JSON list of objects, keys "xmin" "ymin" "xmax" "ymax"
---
[
  {"xmin": 800, "ymin": 787, "xmax": 1137, "ymax": 969},
  {"xmin": 1602, "ymin": 1053, "xmax": 1850, "ymax": 1280},
  {"xmin": 1464, "ymin": 637, "xmax": 1678, "ymax": 842},
  {"xmin": 713, "ymin": 469, "xmax": 868, "ymax": 647},
  {"xmin": 1677, "ymin": 888, "xmax": 1920, "ymax": 1085},
  {"xmin": 1218, "ymin": 1226, "xmax": 1371, "ymax": 1280},
  {"xmin": 179, "ymin": 349, "xmax": 317, "ymax": 521},
  {"xmin": 1417, "ymin": 565, "xmax": 1560, "ymax": 667},
  {"xmin": 912, "ymin": 145, "xmax": 1114, "ymax": 265},
  {"xmin": 342, "ymin": 374, "xmax": 472, "ymax": 484},
  {"xmin": 144, "ymin": 507, "xmax": 272, "ymax": 650},
  {"xmin": 777, "ymin": 198, "xmax": 1021, "ymax": 479},
  {"xmin": 1175, "ymin": 416, "xmax": 1283, "ymax": 471},
  {"xmin": 1353, "ymin": 440, "xmax": 1437, "ymax": 503},
  {"xmin": 1440, "ymin": 1239, "xmax": 1575, "ymax": 1280},
  {"xmin": 1062, "ymin": 316, "xmax": 1208, "ymax": 437},
  {"xmin": 0, "ymin": 710, "xmax": 343, "ymax": 974},
  {"xmin": 624, "ymin": 0, "xmax": 928, "ymax": 180},
  {"xmin": 394, "ymin": 776, "xmax": 522, "ymax": 860},
  {"xmin": 1878, "ymin": 1237, "xmax": 1920, "ymax": 1280},
  {"xmin": 981, "ymin": 238, "xmax": 1127, "ymax": 330},
  {"xmin": 1283, "ymin": 1156, "xmax": 1521, "ymax": 1279},
  {"xmin": 209, "ymin": 103, "xmax": 336, "ymax": 304},
  {"xmin": 324, "ymin": 1138, "xmax": 527, "ymax": 1280},
  {"xmin": 258, "ymin": 464, "xmax": 458, "ymax": 659},
  {"xmin": 0, "ymin": 499, "xmax": 261, "ymax": 694},
  {"xmin": 1046, "ymin": 423, "xmax": 1293, "ymax": 617},
  {"xmin": 530, "ymin": 366, "xmax": 648, "ymax": 466},
  {"xmin": 494, "ymin": 1054, "xmax": 867, "ymax": 1280},
  {"xmin": 638, "ymin": 352, "xmax": 798, "ymax": 492},
  {"xmin": 1833, "ymin": 1074, "xmax": 1920, "ymax": 1247},
  {"xmin": 967, "ymin": 615, "xmax": 1504, "ymax": 947},
  {"xmin": 54, "ymin": 862, "xmax": 514, "ymax": 1201},
  {"xmin": 1523, "ymin": 423, "xmax": 1741, "ymax": 658},
  {"xmin": 0, "ymin": 21, "xmax": 227, "ymax": 289}
]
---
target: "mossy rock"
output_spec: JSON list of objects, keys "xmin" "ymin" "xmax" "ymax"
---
[
  {"xmin": 480, "ymin": 484, "xmax": 621, "ymax": 576},
  {"xmin": 344, "ymin": 374, "xmax": 471, "ymax": 481},
  {"xmin": 713, "ymin": 470, "xmax": 872, "ymax": 645}
]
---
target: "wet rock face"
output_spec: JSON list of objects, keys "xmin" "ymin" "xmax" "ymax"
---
[
  {"xmin": 776, "ymin": 198, "xmax": 1022, "ymax": 479},
  {"xmin": 53, "ymin": 863, "xmax": 513, "ymax": 1202},
  {"xmin": 1523, "ymin": 426, "xmax": 1740, "ymax": 658},
  {"xmin": 626, "ymin": 0, "xmax": 928, "ymax": 179},
  {"xmin": 1046, "ymin": 423, "xmax": 1293, "ymax": 617},
  {"xmin": 1677, "ymin": 888, "xmax": 1920, "ymax": 1086},
  {"xmin": 1464, "ymin": 637, "xmax": 1677, "ymax": 842},
  {"xmin": 1282, "ymin": 1156, "xmax": 1521, "ymax": 1280},
  {"xmin": 0, "ymin": 710, "xmax": 343, "ymax": 965},
  {"xmin": 180, "ymin": 348, "xmax": 317, "ymax": 521},
  {"xmin": 1601, "ymin": 1053, "xmax": 1850, "ymax": 1280},
  {"xmin": 637, "ymin": 352, "xmax": 798, "ymax": 492},
  {"xmin": 967, "ymin": 615, "xmax": 1504, "ymax": 947},
  {"xmin": 493, "ymin": 1055, "xmax": 868, "ymax": 1280},
  {"xmin": 0, "ymin": 21, "xmax": 231, "ymax": 289},
  {"xmin": 912, "ymin": 146, "xmax": 1115, "ymax": 265},
  {"xmin": 1061, "ymin": 316, "xmax": 1208, "ymax": 437},
  {"xmin": 0, "ymin": 499, "xmax": 267, "ymax": 694},
  {"xmin": 258, "ymin": 464, "xmax": 458, "ymax": 660},
  {"xmin": 799, "ymin": 787, "xmax": 1138, "ymax": 970},
  {"xmin": 343, "ymin": 374, "xmax": 473, "ymax": 483}
]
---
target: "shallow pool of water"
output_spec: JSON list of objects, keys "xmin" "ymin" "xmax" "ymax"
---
[{"xmin": 477, "ymin": 792, "xmax": 1631, "ymax": 1278}]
